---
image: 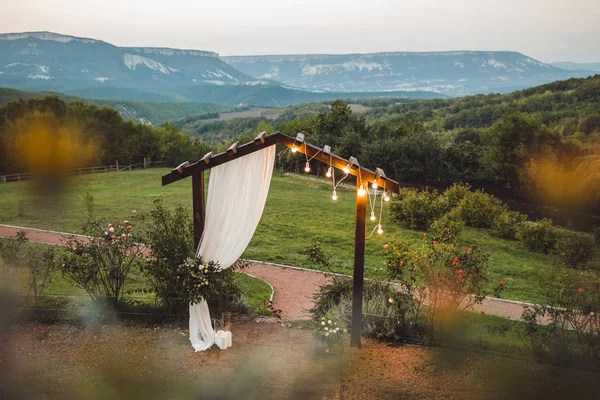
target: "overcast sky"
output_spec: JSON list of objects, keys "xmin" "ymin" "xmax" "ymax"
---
[{"xmin": 2, "ymin": 0, "xmax": 599, "ymax": 62}]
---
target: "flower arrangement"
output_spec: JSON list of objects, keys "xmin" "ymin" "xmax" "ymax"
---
[
  {"xmin": 176, "ymin": 256, "xmax": 222, "ymax": 305},
  {"xmin": 314, "ymin": 313, "xmax": 347, "ymax": 354}
]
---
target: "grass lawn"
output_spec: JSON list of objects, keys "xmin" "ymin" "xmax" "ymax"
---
[{"xmin": 0, "ymin": 168, "xmax": 578, "ymax": 303}]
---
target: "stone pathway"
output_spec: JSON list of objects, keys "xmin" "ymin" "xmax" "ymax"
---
[{"xmin": 0, "ymin": 224, "xmax": 532, "ymax": 321}]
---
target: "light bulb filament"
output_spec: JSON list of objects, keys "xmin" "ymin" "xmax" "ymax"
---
[
  {"xmin": 304, "ymin": 162, "xmax": 310, "ymax": 173},
  {"xmin": 332, "ymin": 190, "xmax": 337, "ymax": 201},
  {"xmin": 357, "ymin": 185, "xmax": 366, "ymax": 197},
  {"xmin": 325, "ymin": 167, "xmax": 332, "ymax": 178},
  {"xmin": 291, "ymin": 145, "xmax": 298, "ymax": 153},
  {"xmin": 370, "ymin": 211, "xmax": 376, "ymax": 221},
  {"xmin": 377, "ymin": 224, "xmax": 383, "ymax": 235}
]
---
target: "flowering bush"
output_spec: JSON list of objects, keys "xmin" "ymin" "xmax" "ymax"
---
[
  {"xmin": 386, "ymin": 238, "xmax": 495, "ymax": 342},
  {"xmin": 59, "ymin": 218, "xmax": 145, "ymax": 305},
  {"xmin": 520, "ymin": 263, "xmax": 600, "ymax": 364},
  {"xmin": 314, "ymin": 312, "xmax": 347, "ymax": 353}
]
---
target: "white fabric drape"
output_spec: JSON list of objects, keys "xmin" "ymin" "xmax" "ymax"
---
[{"xmin": 189, "ymin": 145, "xmax": 276, "ymax": 351}]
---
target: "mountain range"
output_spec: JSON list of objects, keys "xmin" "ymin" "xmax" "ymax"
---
[
  {"xmin": 224, "ymin": 52, "xmax": 593, "ymax": 95},
  {"xmin": 0, "ymin": 31, "xmax": 595, "ymax": 106}
]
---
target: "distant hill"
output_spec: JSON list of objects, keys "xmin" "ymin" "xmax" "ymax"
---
[
  {"xmin": 0, "ymin": 86, "xmax": 230, "ymax": 125},
  {"xmin": 0, "ymin": 32, "xmax": 444, "ymax": 106},
  {"xmin": 551, "ymin": 61, "xmax": 600, "ymax": 72},
  {"xmin": 223, "ymin": 51, "xmax": 593, "ymax": 96}
]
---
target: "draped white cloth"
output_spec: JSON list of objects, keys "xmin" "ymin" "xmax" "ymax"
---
[{"xmin": 189, "ymin": 146, "xmax": 276, "ymax": 351}]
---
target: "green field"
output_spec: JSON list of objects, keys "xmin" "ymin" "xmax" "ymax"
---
[{"xmin": 0, "ymin": 168, "xmax": 556, "ymax": 303}]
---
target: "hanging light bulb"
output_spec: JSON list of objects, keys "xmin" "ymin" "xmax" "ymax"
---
[
  {"xmin": 331, "ymin": 190, "xmax": 337, "ymax": 201},
  {"xmin": 370, "ymin": 211, "xmax": 376, "ymax": 221},
  {"xmin": 372, "ymin": 181, "xmax": 378, "ymax": 189},
  {"xmin": 304, "ymin": 162, "xmax": 311, "ymax": 173},
  {"xmin": 377, "ymin": 224, "xmax": 384, "ymax": 235},
  {"xmin": 343, "ymin": 164, "xmax": 350, "ymax": 174},
  {"xmin": 325, "ymin": 167, "xmax": 333, "ymax": 178},
  {"xmin": 357, "ymin": 185, "xmax": 366, "ymax": 197},
  {"xmin": 291, "ymin": 145, "xmax": 298, "ymax": 153},
  {"xmin": 384, "ymin": 193, "xmax": 390, "ymax": 202}
]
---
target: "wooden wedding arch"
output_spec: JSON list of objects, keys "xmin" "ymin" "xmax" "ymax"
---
[{"xmin": 161, "ymin": 131, "xmax": 400, "ymax": 347}]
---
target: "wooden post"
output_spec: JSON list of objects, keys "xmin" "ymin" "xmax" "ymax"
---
[
  {"xmin": 143, "ymin": 157, "xmax": 147, "ymax": 168},
  {"xmin": 192, "ymin": 171, "xmax": 206, "ymax": 250},
  {"xmin": 351, "ymin": 180, "xmax": 367, "ymax": 348},
  {"xmin": 116, "ymin": 160, "xmax": 119, "ymax": 171}
]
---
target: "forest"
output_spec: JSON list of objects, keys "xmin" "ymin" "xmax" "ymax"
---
[{"xmin": 1, "ymin": 75, "xmax": 599, "ymax": 215}]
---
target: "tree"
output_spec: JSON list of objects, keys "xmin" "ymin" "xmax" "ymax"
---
[{"xmin": 482, "ymin": 112, "xmax": 557, "ymax": 186}]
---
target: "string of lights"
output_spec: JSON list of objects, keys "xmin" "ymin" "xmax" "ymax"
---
[{"xmin": 289, "ymin": 133, "xmax": 389, "ymax": 237}]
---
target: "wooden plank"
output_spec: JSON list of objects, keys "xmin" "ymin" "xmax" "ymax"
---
[
  {"xmin": 192, "ymin": 171, "xmax": 205, "ymax": 250},
  {"xmin": 273, "ymin": 133, "xmax": 400, "ymax": 193},
  {"xmin": 161, "ymin": 133, "xmax": 282, "ymax": 186},
  {"xmin": 351, "ymin": 180, "xmax": 367, "ymax": 348},
  {"xmin": 161, "ymin": 132, "xmax": 401, "ymax": 192}
]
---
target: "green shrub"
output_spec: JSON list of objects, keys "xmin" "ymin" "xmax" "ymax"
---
[
  {"xmin": 430, "ymin": 210, "xmax": 464, "ymax": 243},
  {"xmin": 516, "ymin": 219, "xmax": 560, "ymax": 254},
  {"xmin": 303, "ymin": 241, "xmax": 331, "ymax": 269},
  {"xmin": 492, "ymin": 210, "xmax": 528, "ymax": 240},
  {"xmin": 142, "ymin": 198, "xmax": 195, "ymax": 311},
  {"xmin": 390, "ymin": 188, "xmax": 441, "ymax": 230},
  {"xmin": 554, "ymin": 230, "xmax": 596, "ymax": 269},
  {"xmin": 456, "ymin": 190, "xmax": 507, "ymax": 228},
  {"xmin": 594, "ymin": 226, "xmax": 600, "ymax": 246},
  {"xmin": 437, "ymin": 183, "xmax": 472, "ymax": 214},
  {"xmin": 309, "ymin": 277, "xmax": 422, "ymax": 342}
]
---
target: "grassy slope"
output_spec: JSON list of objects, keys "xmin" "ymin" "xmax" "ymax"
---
[{"xmin": 0, "ymin": 169, "xmax": 556, "ymax": 303}]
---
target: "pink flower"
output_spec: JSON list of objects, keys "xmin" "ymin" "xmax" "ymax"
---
[
  {"xmin": 578, "ymin": 288, "xmax": 584, "ymax": 293},
  {"xmin": 127, "ymin": 225, "xmax": 132, "ymax": 230},
  {"xmin": 423, "ymin": 233, "xmax": 427, "ymax": 237},
  {"xmin": 433, "ymin": 241, "xmax": 437, "ymax": 245},
  {"xmin": 467, "ymin": 248, "xmax": 473, "ymax": 253},
  {"xmin": 121, "ymin": 233, "xmax": 127, "ymax": 238},
  {"xmin": 104, "ymin": 231, "xmax": 108, "ymax": 236},
  {"xmin": 109, "ymin": 227, "xmax": 115, "ymax": 233},
  {"xmin": 72, "ymin": 247, "xmax": 78, "ymax": 253},
  {"xmin": 132, "ymin": 210, "xmax": 137, "ymax": 214},
  {"xmin": 108, "ymin": 223, "xmax": 112, "ymax": 227},
  {"xmin": 499, "ymin": 281, "xmax": 505, "ymax": 287},
  {"xmin": 124, "ymin": 220, "xmax": 129, "ymax": 224},
  {"xmin": 383, "ymin": 244, "xmax": 389, "ymax": 250},
  {"xmin": 127, "ymin": 233, "xmax": 132, "ymax": 237},
  {"xmin": 453, "ymin": 257, "xmax": 459, "ymax": 263},
  {"xmin": 458, "ymin": 269, "xmax": 464, "ymax": 274},
  {"xmin": 111, "ymin": 235, "xmax": 115, "ymax": 240}
]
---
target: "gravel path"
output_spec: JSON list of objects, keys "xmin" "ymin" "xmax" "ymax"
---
[{"xmin": 0, "ymin": 224, "xmax": 531, "ymax": 321}]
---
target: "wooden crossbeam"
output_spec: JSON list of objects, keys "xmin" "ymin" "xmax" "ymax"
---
[{"xmin": 161, "ymin": 132, "xmax": 400, "ymax": 193}]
